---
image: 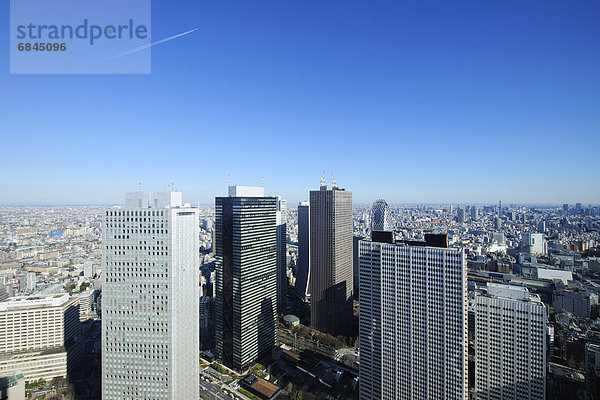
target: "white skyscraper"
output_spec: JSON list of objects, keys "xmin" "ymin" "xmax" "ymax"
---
[
  {"xmin": 475, "ymin": 283, "xmax": 547, "ymax": 400},
  {"xmin": 102, "ymin": 192, "xmax": 199, "ymax": 400},
  {"xmin": 359, "ymin": 237, "xmax": 468, "ymax": 400},
  {"xmin": 522, "ymin": 232, "xmax": 544, "ymax": 255}
]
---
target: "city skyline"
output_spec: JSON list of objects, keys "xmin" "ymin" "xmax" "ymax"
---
[
  {"xmin": 1, "ymin": 182, "xmax": 599, "ymax": 207},
  {"xmin": 1, "ymin": 1, "xmax": 599, "ymax": 205}
]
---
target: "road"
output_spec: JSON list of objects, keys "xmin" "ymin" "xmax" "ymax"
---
[{"xmin": 199, "ymin": 367, "xmax": 252, "ymax": 400}]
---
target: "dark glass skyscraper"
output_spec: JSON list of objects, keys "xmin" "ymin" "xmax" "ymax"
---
[
  {"xmin": 294, "ymin": 202, "xmax": 310, "ymax": 301},
  {"xmin": 215, "ymin": 186, "xmax": 277, "ymax": 371},
  {"xmin": 309, "ymin": 185, "xmax": 353, "ymax": 336}
]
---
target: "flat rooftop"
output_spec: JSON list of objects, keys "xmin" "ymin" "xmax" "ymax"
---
[
  {"xmin": 242, "ymin": 374, "xmax": 280, "ymax": 399},
  {"xmin": 0, "ymin": 293, "xmax": 73, "ymax": 311}
]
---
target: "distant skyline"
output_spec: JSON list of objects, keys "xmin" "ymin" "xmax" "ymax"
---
[{"xmin": 1, "ymin": 1, "xmax": 599, "ymax": 205}]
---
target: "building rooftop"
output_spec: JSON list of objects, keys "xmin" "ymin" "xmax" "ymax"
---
[
  {"xmin": 228, "ymin": 185, "xmax": 265, "ymax": 197},
  {"xmin": 0, "ymin": 293, "xmax": 73, "ymax": 311},
  {"xmin": 486, "ymin": 282, "xmax": 542, "ymax": 303},
  {"xmin": 241, "ymin": 374, "xmax": 281, "ymax": 399},
  {"xmin": 125, "ymin": 192, "xmax": 183, "ymax": 209}
]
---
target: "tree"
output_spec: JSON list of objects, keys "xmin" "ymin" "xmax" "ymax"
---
[{"xmin": 290, "ymin": 390, "xmax": 304, "ymax": 400}]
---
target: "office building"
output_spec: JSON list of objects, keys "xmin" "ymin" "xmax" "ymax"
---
[
  {"xmin": 494, "ymin": 216, "xmax": 502, "ymax": 230},
  {"xmin": 537, "ymin": 221, "xmax": 546, "ymax": 233},
  {"xmin": 0, "ymin": 293, "xmax": 79, "ymax": 382},
  {"xmin": 371, "ymin": 199, "xmax": 391, "ymax": 231},
  {"xmin": 475, "ymin": 283, "xmax": 546, "ymax": 400},
  {"xmin": 457, "ymin": 208, "xmax": 466, "ymax": 223},
  {"xmin": 215, "ymin": 186, "xmax": 277, "ymax": 371},
  {"xmin": 554, "ymin": 290, "xmax": 597, "ymax": 319},
  {"xmin": 586, "ymin": 342, "xmax": 600, "ymax": 399},
  {"xmin": 102, "ymin": 192, "xmax": 199, "ymax": 400},
  {"xmin": 294, "ymin": 202, "xmax": 310, "ymax": 301},
  {"xmin": 309, "ymin": 185, "xmax": 353, "ymax": 336},
  {"xmin": 78, "ymin": 289, "xmax": 96, "ymax": 322},
  {"xmin": 26, "ymin": 273, "xmax": 36, "ymax": 291},
  {"xmin": 276, "ymin": 196, "xmax": 287, "ymax": 313},
  {"xmin": 358, "ymin": 235, "xmax": 468, "ymax": 399},
  {"xmin": 471, "ymin": 206, "xmax": 479, "ymax": 221},
  {"xmin": 522, "ymin": 232, "xmax": 544, "ymax": 255},
  {"xmin": 199, "ymin": 296, "xmax": 215, "ymax": 351}
]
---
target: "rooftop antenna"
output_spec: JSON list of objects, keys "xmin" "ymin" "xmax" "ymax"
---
[
  {"xmin": 262, "ymin": 176, "xmax": 264, "ymax": 188},
  {"xmin": 139, "ymin": 182, "xmax": 142, "ymax": 192},
  {"xmin": 171, "ymin": 182, "xmax": 174, "ymax": 192},
  {"xmin": 228, "ymin": 174, "xmax": 231, "ymax": 187}
]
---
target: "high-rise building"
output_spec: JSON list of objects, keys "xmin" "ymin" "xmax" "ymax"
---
[
  {"xmin": 102, "ymin": 192, "xmax": 199, "ymax": 400},
  {"xmin": 537, "ymin": 221, "xmax": 546, "ymax": 233},
  {"xmin": 494, "ymin": 216, "xmax": 502, "ymax": 230},
  {"xmin": 522, "ymin": 232, "xmax": 544, "ymax": 255},
  {"xmin": 358, "ymin": 236, "xmax": 468, "ymax": 400},
  {"xmin": 475, "ymin": 283, "xmax": 546, "ymax": 400},
  {"xmin": 309, "ymin": 185, "xmax": 353, "ymax": 336},
  {"xmin": 276, "ymin": 196, "xmax": 287, "ymax": 313},
  {"xmin": 457, "ymin": 207, "xmax": 466, "ymax": 223},
  {"xmin": 0, "ymin": 293, "xmax": 80, "ymax": 382},
  {"xmin": 294, "ymin": 202, "xmax": 310, "ymax": 301},
  {"xmin": 563, "ymin": 203, "xmax": 569, "ymax": 213},
  {"xmin": 215, "ymin": 186, "xmax": 277, "ymax": 371},
  {"xmin": 586, "ymin": 342, "xmax": 600, "ymax": 399},
  {"xmin": 371, "ymin": 199, "xmax": 391, "ymax": 231},
  {"xmin": 199, "ymin": 296, "xmax": 215, "ymax": 351},
  {"xmin": 471, "ymin": 206, "xmax": 479, "ymax": 221}
]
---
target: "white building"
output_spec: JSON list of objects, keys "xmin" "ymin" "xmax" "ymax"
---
[
  {"xmin": 26, "ymin": 273, "xmax": 36, "ymax": 291},
  {"xmin": 0, "ymin": 293, "xmax": 80, "ymax": 382},
  {"xmin": 475, "ymin": 283, "xmax": 547, "ymax": 400},
  {"xmin": 522, "ymin": 233, "xmax": 545, "ymax": 255},
  {"xmin": 102, "ymin": 192, "xmax": 199, "ymax": 400},
  {"xmin": 83, "ymin": 261, "xmax": 94, "ymax": 278},
  {"xmin": 535, "ymin": 266, "xmax": 572, "ymax": 285},
  {"xmin": 78, "ymin": 290, "xmax": 96, "ymax": 322},
  {"xmin": 358, "ymin": 238, "xmax": 468, "ymax": 400}
]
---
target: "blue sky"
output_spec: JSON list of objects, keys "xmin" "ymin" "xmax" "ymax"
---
[{"xmin": 1, "ymin": 0, "xmax": 599, "ymax": 206}]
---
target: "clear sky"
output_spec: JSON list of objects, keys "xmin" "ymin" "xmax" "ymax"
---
[{"xmin": 1, "ymin": 0, "xmax": 599, "ymax": 206}]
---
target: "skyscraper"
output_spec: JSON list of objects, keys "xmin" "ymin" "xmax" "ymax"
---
[
  {"xmin": 309, "ymin": 185, "xmax": 353, "ymax": 336},
  {"xmin": 471, "ymin": 206, "xmax": 479, "ymax": 221},
  {"xmin": 102, "ymin": 192, "xmax": 199, "ymax": 400},
  {"xmin": 494, "ymin": 216, "xmax": 502, "ymax": 230},
  {"xmin": 294, "ymin": 202, "xmax": 310, "ymax": 301},
  {"xmin": 359, "ymin": 236, "xmax": 468, "ymax": 400},
  {"xmin": 371, "ymin": 199, "xmax": 391, "ymax": 231},
  {"xmin": 276, "ymin": 196, "xmax": 287, "ymax": 313},
  {"xmin": 457, "ymin": 207, "xmax": 466, "ymax": 223},
  {"xmin": 475, "ymin": 283, "xmax": 547, "ymax": 400},
  {"xmin": 215, "ymin": 186, "xmax": 277, "ymax": 371}
]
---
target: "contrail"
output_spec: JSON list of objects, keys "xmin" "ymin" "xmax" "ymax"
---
[{"xmin": 101, "ymin": 28, "xmax": 198, "ymax": 62}]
